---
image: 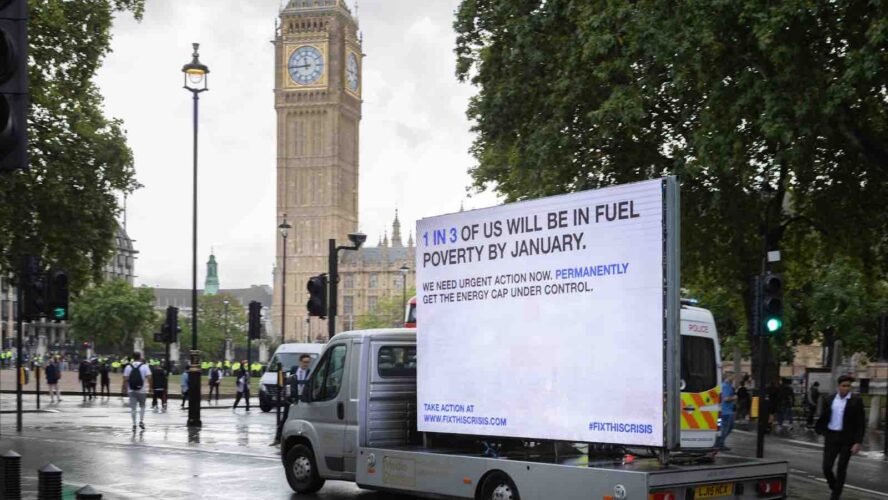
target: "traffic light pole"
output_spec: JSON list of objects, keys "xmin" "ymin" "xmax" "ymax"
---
[
  {"xmin": 15, "ymin": 273, "xmax": 23, "ymax": 432},
  {"xmin": 328, "ymin": 239, "xmax": 338, "ymax": 341}
]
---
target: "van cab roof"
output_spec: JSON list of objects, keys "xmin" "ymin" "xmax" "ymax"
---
[
  {"xmin": 333, "ymin": 328, "xmax": 416, "ymax": 342},
  {"xmin": 681, "ymin": 305, "xmax": 716, "ymax": 324}
]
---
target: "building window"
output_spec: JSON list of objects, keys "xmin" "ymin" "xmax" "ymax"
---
[
  {"xmin": 393, "ymin": 276, "xmax": 403, "ymax": 288},
  {"xmin": 344, "ymin": 274, "xmax": 354, "ymax": 289},
  {"xmin": 343, "ymin": 296, "xmax": 353, "ymax": 315},
  {"xmin": 369, "ymin": 296, "xmax": 378, "ymax": 312},
  {"xmin": 369, "ymin": 274, "xmax": 378, "ymax": 289},
  {"xmin": 344, "ymin": 316, "xmax": 355, "ymax": 331}
]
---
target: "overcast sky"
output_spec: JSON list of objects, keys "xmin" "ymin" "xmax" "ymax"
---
[{"xmin": 95, "ymin": 0, "xmax": 499, "ymax": 290}]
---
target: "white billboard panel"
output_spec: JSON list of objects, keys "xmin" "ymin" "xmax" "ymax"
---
[{"xmin": 416, "ymin": 179, "xmax": 667, "ymax": 446}]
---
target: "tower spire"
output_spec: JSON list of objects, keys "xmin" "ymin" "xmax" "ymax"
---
[
  {"xmin": 205, "ymin": 251, "xmax": 220, "ymax": 296},
  {"xmin": 391, "ymin": 209, "xmax": 402, "ymax": 247}
]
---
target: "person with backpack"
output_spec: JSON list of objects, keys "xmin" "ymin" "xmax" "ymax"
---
[
  {"xmin": 208, "ymin": 365, "xmax": 222, "ymax": 403},
  {"xmin": 123, "ymin": 352, "xmax": 152, "ymax": 431},
  {"xmin": 45, "ymin": 356, "xmax": 62, "ymax": 403}
]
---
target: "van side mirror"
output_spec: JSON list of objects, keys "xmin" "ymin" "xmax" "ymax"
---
[{"xmin": 301, "ymin": 382, "xmax": 312, "ymax": 403}]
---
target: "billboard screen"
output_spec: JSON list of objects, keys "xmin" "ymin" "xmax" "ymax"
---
[{"xmin": 416, "ymin": 179, "xmax": 668, "ymax": 446}]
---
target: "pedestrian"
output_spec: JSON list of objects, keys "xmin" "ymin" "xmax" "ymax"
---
[
  {"xmin": 816, "ymin": 375, "xmax": 865, "ymax": 500},
  {"xmin": 715, "ymin": 373, "xmax": 738, "ymax": 450},
  {"xmin": 78, "ymin": 358, "xmax": 92, "ymax": 401},
  {"xmin": 232, "ymin": 360, "xmax": 250, "ymax": 411},
  {"xmin": 736, "ymin": 378, "xmax": 750, "ymax": 422},
  {"xmin": 151, "ymin": 364, "xmax": 168, "ymax": 410},
  {"xmin": 181, "ymin": 365, "xmax": 190, "ymax": 408},
  {"xmin": 765, "ymin": 378, "xmax": 781, "ymax": 433},
  {"xmin": 45, "ymin": 356, "xmax": 62, "ymax": 403},
  {"xmin": 123, "ymin": 352, "xmax": 152, "ymax": 431},
  {"xmin": 274, "ymin": 354, "xmax": 312, "ymax": 444},
  {"xmin": 777, "ymin": 378, "xmax": 795, "ymax": 430},
  {"xmin": 208, "ymin": 364, "xmax": 222, "ymax": 403},
  {"xmin": 88, "ymin": 358, "xmax": 99, "ymax": 400},
  {"xmin": 806, "ymin": 381, "xmax": 821, "ymax": 429},
  {"xmin": 99, "ymin": 361, "xmax": 111, "ymax": 398}
]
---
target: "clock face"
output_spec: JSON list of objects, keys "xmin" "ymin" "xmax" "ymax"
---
[
  {"xmin": 288, "ymin": 46, "xmax": 324, "ymax": 85},
  {"xmin": 346, "ymin": 52, "xmax": 359, "ymax": 92}
]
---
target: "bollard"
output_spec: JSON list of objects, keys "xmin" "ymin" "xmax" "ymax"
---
[
  {"xmin": 75, "ymin": 484, "xmax": 103, "ymax": 499},
  {"xmin": 1, "ymin": 450, "xmax": 22, "ymax": 499},
  {"xmin": 37, "ymin": 463, "xmax": 63, "ymax": 500}
]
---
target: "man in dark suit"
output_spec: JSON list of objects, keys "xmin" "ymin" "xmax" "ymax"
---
[
  {"xmin": 815, "ymin": 375, "xmax": 865, "ymax": 500},
  {"xmin": 272, "ymin": 354, "xmax": 312, "ymax": 445}
]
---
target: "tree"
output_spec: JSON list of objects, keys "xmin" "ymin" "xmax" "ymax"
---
[
  {"xmin": 357, "ymin": 289, "xmax": 415, "ymax": 330},
  {"xmin": 69, "ymin": 279, "xmax": 156, "ymax": 353},
  {"xmin": 178, "ymin": 294, "xmax": 248, "ymax": 361},
  {"xmin": 0, "ymin": 1, "xmax": 145, "ymax": 290},
  {"xmin": 454, "ymin": 1, "xmax": 888, "ymax": 367}
]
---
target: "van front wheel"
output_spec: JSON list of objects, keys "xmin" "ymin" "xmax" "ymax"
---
[
  {"xmin": 284, "ymin": 444, "xmax": 325, "ymax": 494},
  {"xmin": 479, "ymin": 471, "xmax": 520, "ymax": 500}
]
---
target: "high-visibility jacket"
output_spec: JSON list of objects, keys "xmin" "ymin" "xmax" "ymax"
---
[
  {"xmin": 232, "ymin": 362, "xmax": 241, "ymax": 371},
  {"xmin": 215, "ymin": 361, "xmax": 222, "ymax": 368}
]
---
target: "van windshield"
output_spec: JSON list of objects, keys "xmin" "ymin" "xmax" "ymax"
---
[
  {"xmin": 681, "ymin": 335, "xmax": 717, "ymax": 393},
  {"xmin": 268, "ymin": 353, "xmax": 318, "ymax": 372}
]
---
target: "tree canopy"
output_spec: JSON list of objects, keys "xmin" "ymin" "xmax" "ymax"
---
[
  {"xmin": 69, "ymin": 279, "xmax": 156, "ymax": 353},
  {"xmin": 0, "ymin": 0, "xmax": 145, "ymax": 290},
  {"xmin": 179, "ymin": 294, "xmax": 249, "ymax": 361},
  {"xmin": 356, "ymin": 289, "xmax": 415, "ymax": 330},
  {"xmin": 454, "ymin": 0, "xmax": 888, "ymax": 357}
]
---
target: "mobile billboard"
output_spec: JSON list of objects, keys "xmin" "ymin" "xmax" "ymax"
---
[{"xmin": 416, "ymin": 178, "xmax": 680, "ymax": 447}]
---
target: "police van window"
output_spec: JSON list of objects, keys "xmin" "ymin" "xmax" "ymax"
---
[
  {"xmin": 377, "ymin": 346, "xmax": 416, "ymax": 378},
  {"xmin": 311, "ymin": 344, "xmax": 347, "ymax": 402},
  {"xmin": 681, "ymin": 335, "xmax": 717, "ymax": 393}
]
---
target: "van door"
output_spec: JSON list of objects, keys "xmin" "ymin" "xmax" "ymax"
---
[
  {"xmin": 303, "ymin": 342, "xmax": 350, "ymax": 476},
  {"xmin": 680, "ymin": 331, "xmax": 720, "ymax": 448}
]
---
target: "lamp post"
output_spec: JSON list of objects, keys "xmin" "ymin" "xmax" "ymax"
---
[
  {"xmin": 278, "ymin": 215, "xmax": 291, "ymax": 341},
  {"xmin": 328, "ymin": 233, "xmax": 366, "ymax": 340},
  {"xmin": 182, "ymin": 42, "xmax": 209, "ymax": 428},
  {"xmin": 223, "ymin": 299, "xmax": 230, "ymax": 360},
  {"xmin": 399, "ymin": 264, "xmax": 409, "ymax": 325}
]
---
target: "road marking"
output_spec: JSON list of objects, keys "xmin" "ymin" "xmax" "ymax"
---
[
  {"xmin": 7, "ymin": 433, "xmax": 280, "ymax": 462},
  {"xmin": 788, "ymin": 469, "xmax": 888, "ymax": 498}
]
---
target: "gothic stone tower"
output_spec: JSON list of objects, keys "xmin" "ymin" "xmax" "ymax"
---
[{"xmin": 274, "ymin": 0, "xmax": 361, "ymax": 342}]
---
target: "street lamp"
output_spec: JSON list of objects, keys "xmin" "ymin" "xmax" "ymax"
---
[
  {"xmin": 399, "ymin": 264, "xmax": 409, "ymax": 326},
  {"xmin": 278, "ymin": 215, "xmax": 291, "ymax": 342},
  {"xmin": 182, "ymin": 42, "xmax": 209, "ymax": 428},
  {"xmin": 223, "ymin": 299, "xmax": 230, "ymax": 360},
  {"xmin": 327, "ymin": 233, "xmax": 366, "ymax": 340}
]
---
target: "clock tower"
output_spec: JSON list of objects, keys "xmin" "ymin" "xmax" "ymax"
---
[{"xmin": 274, "ymin": 0, "xmax": 361, "ymax": 342}]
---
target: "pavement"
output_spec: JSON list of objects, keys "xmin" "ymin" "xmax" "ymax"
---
[{"xmin": 1, "ymin": 394, "xmax": 887, "ymax": 499}]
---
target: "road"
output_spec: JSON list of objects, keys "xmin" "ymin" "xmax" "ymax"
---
[{"xmin": 2, "ymin": 394, "xmax": 888, "ymax": 499}]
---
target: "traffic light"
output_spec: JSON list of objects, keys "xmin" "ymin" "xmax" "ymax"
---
[
  {"xmin": 22, "ymin": 257, "xmax": 45, "ymax": 321},
  {"xmin": 306, "ymin": 274, "xmax": 327, "ymax": 318},
  {"xmin": 248, "ymin": 301, "xmax": 262, "ymax": 340},
  {"xmin": 761, "ymin": 272, "xmax": 783, "ymax": 335},
  {"xmin": 0, "ymin": 0, "xmax": 29, "ymax": 173},
  {"xmin": 47, "ymin": 270, "xmax": 68, "ymax": 321},
  {"xmin": 166, "ymin": 306, "xmax": 180, "ymax": 344}
]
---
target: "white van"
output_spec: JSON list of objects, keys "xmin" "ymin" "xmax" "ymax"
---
[{"xmin": 258, "ymin": 343, "xmax": 324, "ymax": 412}]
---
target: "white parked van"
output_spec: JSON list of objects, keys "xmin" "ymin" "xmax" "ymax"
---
[{"xmin": 259, "ymin": 343, "xmax": 324, "ymax": 412}]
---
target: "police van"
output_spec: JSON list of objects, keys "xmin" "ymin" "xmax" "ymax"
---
[{"xmin": 258, "ymin": 343, "xmax": 323, "ymax": 412}]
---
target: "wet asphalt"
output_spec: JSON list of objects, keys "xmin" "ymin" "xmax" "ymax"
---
[
  {"xmin": 1, "ymin": 393, "xmax": 887, "ymax": 499},
  {"xmin": 0, "ymin": 394, "xmax": 384, "ymax": 499}
]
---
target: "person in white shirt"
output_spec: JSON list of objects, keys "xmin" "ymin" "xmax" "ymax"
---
[
  {"xmin": 815, "ymin": 375, "xmax": 865, "ymax": 500},
  {"xmin": 122, "ymin": 352, "xmax": 153, "ymax": 431}
]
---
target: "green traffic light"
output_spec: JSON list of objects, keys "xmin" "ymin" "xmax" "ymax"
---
[
  {"xmin": 52, "ymin": 307, "xmax": 66, "ymax": 320},
  {"xmin": 765, "ymin": 317, "xmax": 782, "ymax": 333}
]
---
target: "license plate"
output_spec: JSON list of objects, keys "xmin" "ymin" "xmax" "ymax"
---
[{"xmin": 694, "ymin": 482, "xmax": 733, "ymax": 498}]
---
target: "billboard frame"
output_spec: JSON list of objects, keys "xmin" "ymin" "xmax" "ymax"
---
[{"xmin": 662, "ymin": 176, "xmax": 681, "ymax": 455}]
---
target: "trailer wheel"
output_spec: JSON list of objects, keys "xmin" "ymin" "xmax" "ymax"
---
[
  {"xmin": 479, "ymin": 471, "xmax": 520, "ymax": 500},
  {"xmin": 284, "ymin": 444, "xmax": 325, "ymax": 494}
]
